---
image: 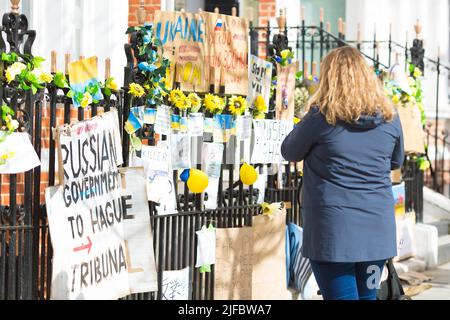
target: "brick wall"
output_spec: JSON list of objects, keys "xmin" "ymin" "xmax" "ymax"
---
[
  {"xmin": 129, "ymin": 0, "xmax": 161, "ymax": 26},
  {"xmin": 258, "ymin": 0, "xmax": 276, "ymax": 58}
]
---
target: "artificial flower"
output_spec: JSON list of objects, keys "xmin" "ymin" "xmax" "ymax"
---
[
  {"xmin": 5, "ymin": 62, "xmax": 26, "ymax": 83},
  {"xmin": 169, "ymin": 89, "xmax": 186, "ymax": 104},
  {"xmin": 80, "ymin": 92, "xmax": 93, "ymax": 108},
  {"xmin": 260, "ymin": 202, "xmax": 284, "ymax": 220},
  {"xmin": 203, "ymin": 93, "xmax": 225, "ymax": 114},
  {"xmin": 138, "ymin": 62, "xmax": 157, "ymax": 73},
  {"xmin": 392, "ymin": 94, "xmax": 400, "ymax": 104},
  {"xmin": 253, "ymin": 95, "xmax": 267, "ymax": 113},
  {"xmin": 106, "ymin": 78, "xmax": 119, "ymax": 91},
  {"xmin": 4, "ymin": 114, "xmax": 19, "ymax": 132},
  {"xmin": 293, "ymin": 117, "xmax": 301, "ymax": 124},
  {"xmin": 280, "ymin": 49, "xmax": 291, "ymax": 60},
  {"xmin": 188, "ymin": 93, "xmax": 202, "ymax": 113},
  {"xmin": 228, "ymin": 96, "xmax": 248, "ymax": 116},
  {"xmin": 174, "ymin": 95, "xmax": 191, "ymax": 111},
  {"xmin": 128, "ymin": 83, "xmax": 146, "ymax": 98},
  {"xmin": 254, "ymin": 112, "xmax": 265, "ymax": 119},
  {"xmin": 40, "ymin": 72, "xmax": 54, "ymax": 83},
  {"xmin": 413, "ymin": 67, "xmax": 422, "ymax": 78}
]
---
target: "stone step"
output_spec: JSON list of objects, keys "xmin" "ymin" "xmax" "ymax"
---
[
  {"xmin": 438, "ymin": 235, "xmax": 450, "ymax": 266},
  {"xmin": 394, "ymin": 257, "xmax": 427, "ymax": 274},
  {"xmin": 428, "ymin": 220, "xmax": 450, "ymax": 237}
]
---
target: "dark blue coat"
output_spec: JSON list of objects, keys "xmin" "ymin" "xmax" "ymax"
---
[{"xmin": 281, "ymin": 107, "xmax": 404, "ymax": 262}]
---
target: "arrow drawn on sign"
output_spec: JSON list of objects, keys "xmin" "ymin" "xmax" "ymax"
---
[{"xmin": 73, "ymin": 236, "xmax": 93, "ymax": 254}]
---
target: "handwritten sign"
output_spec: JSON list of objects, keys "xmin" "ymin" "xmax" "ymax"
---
[
  {"xmin": 47, "ymin": 109, "xmax": 154, "ymax": 300},
  {"xmin": 252, "ymin": 210, "xmax": 290, "ymax": 300},
  {"xmin": 205, "ymin": 12, "xmax": 249, "ymax": 95},
  {"xmin": 215, "ymin": 227, "xmax": 253, "ymax": 300},
  {"xmin": 247, "ymin": 55, "xmax": 273, "ymax": 108},
  {"xmin": 276, "ymin": 62, "xmax": 298, "ymax": 122},
  {"xmin": 154, "ymin": 11, "xmax": 208, "ymax": 92},
  {"xmin": 162, "ymin": 267, "xmax": 190, "ymax": 300},
  {"xmin": 235, "ymin": 115, "xmax": 252, "ymax": 141},
  {"xmin": 250, "ymin": 119, "xmax": 293, "ymax": 164}
]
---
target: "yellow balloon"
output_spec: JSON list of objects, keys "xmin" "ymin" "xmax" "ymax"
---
[
  {"xmin": 240, "ymin": 163, "xmax": 258, "ymax": 186},
  {"xmin": 187, "ymin": 169, "xmax": 209, "ymax": 193}
]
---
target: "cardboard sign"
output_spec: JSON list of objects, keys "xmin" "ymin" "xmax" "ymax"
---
[
  {"xmin": 247, "ymin": 55, "xmax": 273, "ymax": 108},
  {"xmin": 161, "ymin": 267, "xmax": 190, "ymax": 300},
  {"xmin": 252, "ymin": 210, "xmax": 290, "ymax": 300},
  {"xmin": 215, "ymin": 227, "xmax": 253, "ymax": 300},
  {"xmin": 118, "ymin": 167, "xmax": 158, "ymax": 293},
  {"xmin": 276, "ymin": 62, "xmax": 298, "ymax": 122},
  {"xmin": 205, "ymin": 12, "xmax": 249, "ymax": 95},
  {"xmin": 154, "ymin": 11, "xmax": 208, "ymax": 92},
  {"xmin": 0, "ymin": 132, "xmax": 41, "ymax": 174},
  {"xmin": 251, "ymin": 119, "xmax": 293, "ymax": 164},
  {"xmin": 396, "ymin": 103, "xmax": 425, "ymax": 155}
]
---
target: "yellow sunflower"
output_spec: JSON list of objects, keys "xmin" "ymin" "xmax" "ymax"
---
[
  {"xmin": 228, "ymin": 95, "xmax": 248, "ymax": 116},
  {"xmin": 204, "ymin": 93, "xmax": 223, "ymax": 114},
  {"xmin": 254, "ymin": 95, "xmax": 267, "ymax": 113},
  {"xmin": 174, "ymin": 95, "xmax": 191, "ymax": 111},
  {"xmin": 169, "ymin": 89, "xmax": 186, "ymax": 104},
  {"xmin": 128, "ymin": 83, "xmax": 146, "ymax": 98},
  {"xmin": 188, "ymin": 93, "xmax": 202, "ymax": 112}
]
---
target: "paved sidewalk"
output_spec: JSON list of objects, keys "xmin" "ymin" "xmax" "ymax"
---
[{"xmin": 409, "ymin": 262, "xmax": 450, "ymax": 300}]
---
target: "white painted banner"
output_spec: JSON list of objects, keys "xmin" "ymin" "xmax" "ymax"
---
[
  {"xmin": 47, "ymin": 109, "xmax": 154, "ymax": 300},
  {"xmin": 250, "ymin": 119, "xmax": 293, "ymax": 164}
]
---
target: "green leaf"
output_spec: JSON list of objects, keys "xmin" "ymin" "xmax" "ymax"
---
[
  {"xmin": 67, "ymin": 90, "xmax": 74, "ymax": 98},
  {"xmin": 104, "ymin": 87, "xmax": 112, "ymax": 96},
  {"xmin": 32, "ymin": 56, "xmax": 45, "ymax": 68},
  {"xmin": 31, "ymin": 84, "xmax": 37, "ymax": 95},
  {"xmin": 53, "ymin": 72, "xmax": 69, "ymax": 88}
]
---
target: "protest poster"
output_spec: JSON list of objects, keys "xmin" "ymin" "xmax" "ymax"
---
[
  {"xmin": 247, "ymin": 55, "xmax": 273, "ymax": 108},
  {"xmin": 161, "ymin": 267, "xmax": 191, "ymax": 300},
  {"xmin": 154, "ymin": 104, "xmax": 172, "ymax": 135},
  {"xmin": 252, "ymin": 210, "xmax": 290, "ymax": 300},
  {"xmin": 47, "ymin": 109, "xmax": 152, "ymax": 300},
  {"xmin": 215, "ymin": 227, "xmax": 253, "ymax": 300},
  {"xmin": 0, "ymin": 132, "xmax": 41, "ymax": 174},
  {"xmin": 68, "ymin": 56, "xmax": 103, "ymax": 108},
  {"xmin": 202, "ymin": 143, "xmax": 224, "ymax": 210},
  {"xmin": 250, "ymin": 119, "xmax": 293, "ymax": 164},
  {"xmin": 170, "ymin": 133, "xmax": 191, "ymax": 170},
  {"xmin": 153, "ymin": 11, "xmax": 208, "ymax": 92},
  {"xmin": 205, "ymin": 12, "xmax": 249, "ymax": 95},
  {"xmin": 119, "ymin": 167, "xmax": 158, "ymax": 293},
  {"xmin": 276, "ymin": 62, "xmax": 299, "ymax": 122}
]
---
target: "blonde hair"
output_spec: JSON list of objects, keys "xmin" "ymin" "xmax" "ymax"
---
[{"xmin": 306, "ymin": 46, "xmax": 394, "ymax": 125}]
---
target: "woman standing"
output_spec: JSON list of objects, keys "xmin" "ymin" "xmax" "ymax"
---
[{"xmin": 281, "ymin": 46, "xmax": 404, "ymax": 300}]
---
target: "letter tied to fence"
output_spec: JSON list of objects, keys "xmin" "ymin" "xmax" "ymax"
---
[{"xmin": 46, "ymin": 109, "xmax": 157, "ymax": 300}]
